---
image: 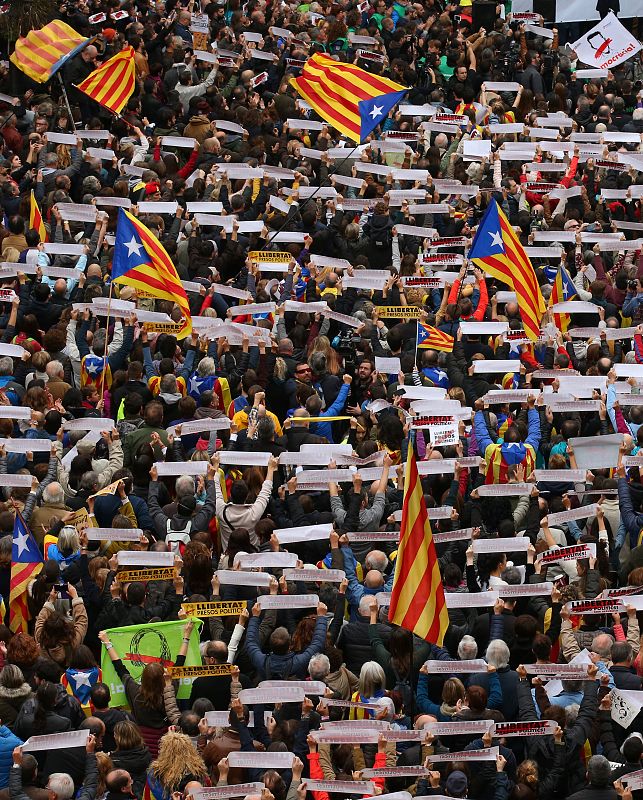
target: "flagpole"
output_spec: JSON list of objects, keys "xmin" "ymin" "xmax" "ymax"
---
[
  {"xmin": 259, "ymin": 143, "xmax": 362, "ymax": 252},
  {"xmin": 57, "ymin": 74, "xmax": 77, "ymax": 132},
  {"xmin": 99, "ymin": 281, "xmax": 114, "ymax": 408}
]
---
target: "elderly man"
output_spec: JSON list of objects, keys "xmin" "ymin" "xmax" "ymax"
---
[
  {"xmin": 37, "ymin": 138, "xmax": 83, "ymax": 193},
  {"xmin": 44, "ymin": 362, "xmax": 71, "ymax": 402},
  {"xmin": 28, "ymin": 482, "xmax": 69, "ymax": 546}
]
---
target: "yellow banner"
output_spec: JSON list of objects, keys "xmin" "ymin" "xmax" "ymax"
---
[
  {"xmin": 89, "ymin": 479, "xmax": 120, "ymax": 500},
  {"xmin": 142, "ymin": 322, "xmax": 184, "ymax": 334},
  {"xmin": 170, "ymin": 664, "xmax": 233, "ymax": 678},
  {"xmin": 64, "ymin": 508, "xmax": 89, "ymax": 529},
  {"xmin": 376, "ymin": 306, "xmax": 422, "ymax": 318},
  {"xmin": 117, "ymin": 567, "xmax": 177, "ymax": 582},
  {"xmin": 181, "ymin": 601, "xmax": 246, "ymax": 618},
  {"xmin": 248, "ymin": 251, "xmax": 291, "ymax": 263}
]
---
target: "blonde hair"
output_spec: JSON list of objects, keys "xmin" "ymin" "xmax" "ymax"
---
[{"xmin": 150, "ymin": 731, "xmax": 208, "ymax": 791}]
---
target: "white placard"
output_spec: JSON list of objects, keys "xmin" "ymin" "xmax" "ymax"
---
[
  {"xmin": 218, "ymin": 452, "xmax": 271, "ymax": 467},
  {"xmin": 192, "ymin": 783, "xmax": 262, "ymax": 800},
  {"xmin": 0, "ymin": 474, "xmax": 32, "ymax": 488},
  {"xmin": 215, "ymin": 570, "xmax": 271, "ymax": 587},
  {"xmin": 63, "ymin": 418, "xmax": 114, "ymax": 432},
  {"xmin": 424, "ymin": 659, "xmax": 487, "ymax": 674},
  {"xmin": 477, "ymin": 484, "xmax": 532, "ymax": 497},
  {"xmin": 117, "ymin": 551, "xmax": 173, "ymax": 566},
  {"xmin": 283, "ymin": 568, "xmax": 345, "ymax": 583},
  {"xmin": 535, "ymin": 470, "xmax": 585, "ymax": 482},
  {"xmin": 274, "ymin": 524, "xmax": 333, "ymax": 544},
  {"xmin": 568, "ymin": 434, "xmax": 623, "ymax": 470},
  {"xmin": 473, "ymin": 537, "xmax": 530, "ymax": 553},
  {"xmin": 499, "ymin": 582, "xmax": 554, "ymax": 597},
  {"xmin": 612, "ymin": 690, "xmax": 643, "ymax": 729},
  {"xmin": 493, "ymin": 720, "xmax": 557, "ymax": 737},
  {"xmin": 257, "ymin": 594, "xmax": 319, "ymax": 610},
  {"xmin": 228, "ymin": 751, "xmax": 297, "ymax": 768},
  {"xmin": 155, "ymin": 461, "xmax": 208, "ymax": 476},
  {"xmin": 237, "ymin": 552, "xmax": 298, "ymax": 569},
  {"xmin": 546, "ymin": 505, "xmax": 599, "ymax": 526},
  {"xmin": 472, "ymin": 360, "xmax": 521, "ymax": 373},
  {"xmin": 0, "ymin": 407, "xmax": 31, "ymax": 420},
  {"xmin": 23, "ymin": 730, "xmax": 89, "ymax": 752},
  {"xmin": 426, "ymin": 747, "xmax": 499, "ymax": 763},
  {"xmin": 85, "ymin": 528, "xmax": 142, "ymax": 542},
  {"xmin": 445, "ymin": 592, "xmax": 498, "ymax": 608},
  {"xmin": 539, "ymin": 543, "xmax": 596, "ymax": 564},
  {"xmin": 161, "ymin": 136, "xmax": 196, "ymax": 149},
  {"xmin": 0, "ymin": 439, "xmax": 51, "ymax": 453}
]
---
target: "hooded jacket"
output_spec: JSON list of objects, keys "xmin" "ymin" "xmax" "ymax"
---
[{"xmin": 0, "ymin": 683, "xmax": 32, "ymax": 730}]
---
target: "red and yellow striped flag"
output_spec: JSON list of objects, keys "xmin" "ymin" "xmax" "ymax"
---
[
  {"xmin": 417, "ymin": 321, "xmax": 454, "ymax": 352},
  {"xmin": 10, "ymin": 513, "xmax": 42, "ymax": 633},
  {"xmin": 469, "ymin": 200, "xmax": 545, "ymax": 342},
  {"xmin": 76, "ymin": 47, "xmax": 136, "ymax": 115},
  {"xmin": 29, "ymin": 191, "xmax": 47, "ymax": 243},
  {"xmin": 388, "ymin": 442, "xmax": 449, "ymax": 644},
  {"xmin": 10, "ymin": 21, "xmax": 89, "ymax": 84},
  {"xmin": 290, "ymin": 53, "xmax": 407, "ymax": 144}
]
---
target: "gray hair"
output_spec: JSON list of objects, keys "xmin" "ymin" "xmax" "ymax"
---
[
  {"xmin": 197, "ymin": 357, "xmax": 216, "ymax": 377},
  {"xmin": 256, "ymin": 417, "xmax": 275, "ymax": 441},
  {"xmin": 0, "ymin": 357, "xmax": 12, "ymax": 376},
  {"xmin": 308, "ymin": 653, "xmax": 330, "ymax": 681},
  {"xmin": 57, "ymin": 526, "xmax": 80, "ymax": 556},
  {"xmin": 46, "ymin": 361, "xmax": 64, "ymax": 378},
  {"xmin": 0, "ymin": 534, "xmax": 11, "ymax": 561},
  {"xmin": 485, "ymin": 639, "xmax": 510, "ymax": 670},
  {"xmin": 47, "ymin": 774, "xmax": 75, "ymax": 800},
  {"xmin": 358, "ymin": 661, "xmax": 386, "ymax": 699},
  {"xmin": 358, "ymin": 595, "xmax": 373, "ymax": 618},
  {"xmin": 80, "ymin": 471, "xmax": 99, "ymax": 493},
  {"xmin": 176, "ymin": 475, "xmax": 195, "ymax": 498},
  {"xmin": 160, "ymin": 374, "xmax": 177, "ymax": 393},
  {"xmin": 43, "ymin": 482, "xmax": 65, "ymax": 506},
  {"xmin": 365, "ymin": 550, "xmax": 388, "ymax": 573},
  {"xmin": 591, "ymin": 633, "xmax": 614, "ymax": 659},
  {"xmin": 587, "ymin": 755, "xmax": 612, "ymax": 788},
  {"xmin": 457, "ymin": 635, "xmax": 478, "ymax": 660}
]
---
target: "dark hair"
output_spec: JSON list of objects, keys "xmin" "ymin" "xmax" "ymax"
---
[{"xmin": 33, "ymin": 681, "xmax": 58, "ymax": 733}]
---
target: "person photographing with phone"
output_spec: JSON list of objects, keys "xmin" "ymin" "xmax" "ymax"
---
[{"xmin": 33, "ymin": 582, "xmax": 87, "ymax": 670}]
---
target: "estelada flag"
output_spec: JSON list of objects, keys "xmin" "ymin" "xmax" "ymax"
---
[
  {"xmin": 468, "ymin": 200, "xmax": 545, "ymax": 342},
  {"xmin": 76, "ymin": 47, "xmax": 136, "ymax": 115},
  {"xmin": 290, "ymin": 53, "xmax": 407, "ymax": 144},
  {"xmin": 417, "ymin": 321, "xmax": 454, "ymax": 353},
  {"xmin": 112, "ymin": 209, "xmax": 192, "ymax": 339},
  {"xmin": 388, "ymin": 443, "xmax": 449, "ymax": 644},
  {"xmin": 11, "ymin": 21, "xmax": 89, "ymax": 83}
]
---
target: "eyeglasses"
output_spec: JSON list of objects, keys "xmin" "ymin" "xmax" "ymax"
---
[{"xmin": 296, "ymin": 367, "xmax": 311, "ymax": 375}]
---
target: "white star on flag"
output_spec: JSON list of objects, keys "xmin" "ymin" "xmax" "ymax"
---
[
  {"xmin": 488, "ymin": 230, "xmax": 504, "ymax": 249},
  {"xmin": 124, "ymin": 236, "xmax": 143, "ymax": 258},
  {"xmin": 14, "ymin": 530, "xmax": 30, "ymax": 557},
  {"xmin": 71, "ymin": 672, "xmax": 92, "ymax": 688},
  {"xmin": 369, "ymin": 104, "xmax": 384, "ymax": 120}
]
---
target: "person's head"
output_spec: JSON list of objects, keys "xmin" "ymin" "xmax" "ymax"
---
[
  {"xmin": 105, "ymin": 769, "xmax": 134, "ymax": 796},
  {"xmin": 485, "ymin": 639, "xmax": 510, "ymax": 669},
  {"xmin": 90, "ymin": 682, "xmax": 111, "ymax": 711},
  {"xmin": 0, "ymin": 663, "xmax": 28, "ymax": 691},
  {"xmin": 7, "ymin": 633, "xmax": 39, "ymax": 668},
  {"xmin": 591, "ymin": 633, "xmax": 614, "ymax": 660},
  {"xmin": 611, "ymin": 641, "xmax": 633, "ymax": 666},
  {"xmin": 442, "ymin": 677, "xmax": 465, "ymax": 707},
  {"xmin": 139, "ymin": 663, "xmax": 165, "ymax": 710},
  {"xmin": 457, "ymin": 635, "xmax": 477, "ymax": 660},
  {"xmin": 113, "ymin": 720, "xmax": 144, "ymax": 752},
  {"xmin": 150, "ymin": 731, "xmax": 207, "ymax": 790},
  {"xmin": 358, "ymin": 661, "xmax": 386, "ymax": 698},
  {"xmin": 586, "ymin": 755, "xmax": 612, "ymax": 788},
  {"xmin": 204, "ymin": 641, "xmax": 228, "ymax": 664},
  {"xmin": 308, "ymin": 653, "xmax": 330, "ymax": 682},
  {"xmin": 45, "ymin": 773, "xmax": 75, "ymax": 800}
]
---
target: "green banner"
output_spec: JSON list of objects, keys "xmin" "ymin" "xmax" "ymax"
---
[{"xmin": 101, "ymin": 618, "xmax": 203, "ymax": 707}]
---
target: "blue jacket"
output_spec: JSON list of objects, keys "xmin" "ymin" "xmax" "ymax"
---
[
  {"xmin": 309, "ymin": 383, "xmax": 350, "ymax": 443},
  {"xmin": 245, "ymin": 614, "xmax": 328, "ymax": 679},
  {"xmin": 343, "ymin": 546, "xmax": 394, "ymax": 618},
  {"xmin": 0, "ymin": 726, "xmax": 22, "ymax": 788}
]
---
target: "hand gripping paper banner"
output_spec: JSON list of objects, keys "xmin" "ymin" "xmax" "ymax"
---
[{"xmin": 101, "ymin": 618, "xmax": 203, "ymax": 706}]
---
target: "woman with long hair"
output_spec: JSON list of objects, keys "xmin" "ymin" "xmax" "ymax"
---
[
  {"xmin": 218, "ymin": 528, "xmax": 256, "ymax": 569},
  {"xmin": 308, "ymin": 336, "xmax": 342, "ymax": 376},
  {"xmin": 110, "ymin": 720, "xmax": 152, "ymax": 798},
  {"xmin": 348, "ymin": 661, "xmax": 387, "ymax": 720},
  {"xmin": 0, "ymin": 664, "xmax": 32, "ymax": 730},
  {"xmin": 99, "ymin": 619, "xmax": 193, "ymax": 757},
  {"xmin": 14, "ymin": 680, "xmax": 71, "ymax": 741},
  {"xmin": 33, "ymin": 584, "xmax": 87, "ymax": 669},
  {"xmin": 146, "ymin": 730, "xmax": 209, "ymax": 800}
]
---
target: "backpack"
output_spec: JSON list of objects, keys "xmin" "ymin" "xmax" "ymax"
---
[
  {"xmin": 370, "ymin": 227, "xmax": 391, "ymax": 250},
  {"xmin": 392, "ymin": 664, "xmax": 413, "ymax": 712}
]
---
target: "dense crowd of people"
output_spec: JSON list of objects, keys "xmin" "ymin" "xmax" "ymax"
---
[{"xmin": 0, "ymin": 1, "xmax": 641, "ymax": 799}]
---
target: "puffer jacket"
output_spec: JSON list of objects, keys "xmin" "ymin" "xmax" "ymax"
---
[{"xmin": 0, "ymin": 726, "xmax": 22, "ymax": 788}]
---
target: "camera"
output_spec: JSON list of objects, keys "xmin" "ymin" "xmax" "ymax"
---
[
  {"xmin": 54, "ymin": 582, "xmax": 69, "ymax": 599},
  {"xmin": 629, "ymin": 280, "xmax": 638, "ymax": 292}
]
